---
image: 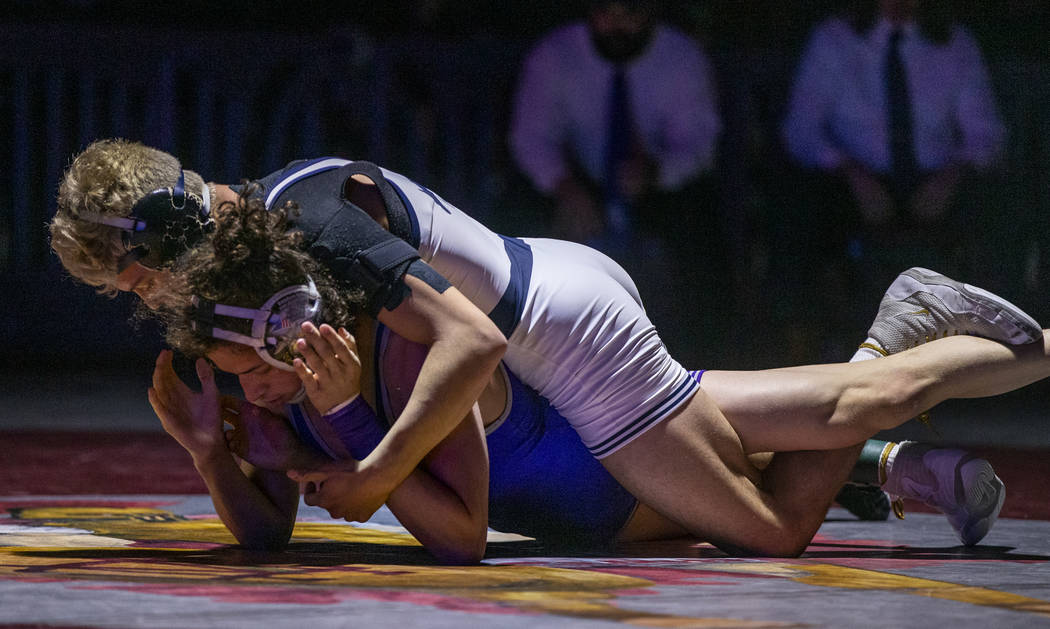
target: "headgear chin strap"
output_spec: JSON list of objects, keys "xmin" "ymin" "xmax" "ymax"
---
[
  {"xmin": 191, "ymin": 278, "xmax": 322, "ymax": 372},
  {"xmin": 78, "ymin": 170, "xmax": 212, "ymax": 271}
]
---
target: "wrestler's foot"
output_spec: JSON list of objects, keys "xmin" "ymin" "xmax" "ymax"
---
[
  {"xmin": 856, "ymin": 267, "xmax": 1042, "ymax": 359},
  {"xmin": 835, "ymin": 483, "xmax": 891, "ymax": 521},
  {"xmin": 883, "ymin": 441, "xmax": 1005, "ymax": 546}
]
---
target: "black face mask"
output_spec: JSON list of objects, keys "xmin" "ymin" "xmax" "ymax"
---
[{"xmin": 590, "ymin": 25, "xmax": 654, "ymax": 64}]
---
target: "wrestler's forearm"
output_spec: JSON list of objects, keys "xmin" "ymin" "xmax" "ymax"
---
[
  {"xmin": 365, "ymin": 329, "xmax": 504, "ymax": 489},
  {"xmin": 368, "ymin": 277, "xmax": 506, "ymax": 492},
  {"xmin": 387, "ymin": 468, "xmax": 488, "ymax": 564},
  {"xmin": 385, "ymin": 410, "xmax": 490, "ymax": 564},
  {"xmin": 192, "ymin": 447, "xmax": 298, "ymax": 550}
]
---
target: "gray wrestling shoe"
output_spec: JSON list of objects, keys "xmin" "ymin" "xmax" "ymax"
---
[
  {"xmin": 862, "ymin": 267, "xmax": 1042, "ymax": 356},
  {"xmin": 883, "ymin": 441, "xmax": 1005, "ymax": 546}
]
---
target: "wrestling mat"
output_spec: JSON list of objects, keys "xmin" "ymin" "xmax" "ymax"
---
[{"xmin": 3, "ymin": 431, "xmax": 1050, "ymax": 628}]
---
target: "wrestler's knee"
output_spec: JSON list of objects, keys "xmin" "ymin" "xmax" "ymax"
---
[
  {"xmin": 705, "ymin": 496, "xmax": 820, "ymax": 557},
  {"xmin": 717, "ymin": 529, "xmax": 812, "ymax": 557}
]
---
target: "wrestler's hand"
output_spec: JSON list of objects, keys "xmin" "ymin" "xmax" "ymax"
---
[
  {"xmin": 293, "ymin": 322, "xmax": 362, "ymax": 415},
  {"xmin": 844, "ymin": 161, "xmax": 894, "ymax": 226},
  {"xmin": 148, "ymin": 350, "xmax": 223, "ymax": 462},
  {"xmin": 222, "ymin": 398, "xmax": 326, "ymax": 471},
  {"xmin": 910, "ymin": 165, "xmax": 962, "ymax": 223},
  {"xmin": 617, "ymin": 153, "xmax": 656, "ymax": 202},
  {"xmin": 553, "ymin": 176, "xmax": 603, "ymax": 242},
  {"xmin": 288, "ymin": 459, "xmax": 393, "ymax": 523}
]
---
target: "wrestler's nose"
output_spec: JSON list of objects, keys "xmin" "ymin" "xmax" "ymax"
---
[{"xmin": 240, "ymin": 377, "xmax": 267, "ymax": 403}]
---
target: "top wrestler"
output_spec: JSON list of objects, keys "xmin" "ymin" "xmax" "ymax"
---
[
  {"xmin": 155, "ymin": 193, "xmax": 1041, "ymax": 558},
  {"xmin": 51, "ymin": 139, "xmax": 1046, "ymax": 555}
]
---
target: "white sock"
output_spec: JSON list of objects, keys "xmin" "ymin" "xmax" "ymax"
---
[
  {"xmin": 850, "ymin": 337, "xmax": 887, "ymax": 362},
  {"xmin": 881, "ymin": 441, "xmax": 903, "ymax": 488}
]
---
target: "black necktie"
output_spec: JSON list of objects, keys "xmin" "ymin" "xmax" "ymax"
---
[
  {"xmin": 604, "ymin": 68, "xmax": 631, "ymax": 207},
  {"xmin": 886, "ymin": 29, "xmax": 917, "ymax": 199}
]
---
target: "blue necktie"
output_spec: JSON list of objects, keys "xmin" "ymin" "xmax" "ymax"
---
[
  {"xmin": 886, "ymin": 29, "xmax": 916, "ymax": 199},
  {"xmin": 603, "ymin": 68, "xmax": 631, "ymax": 234}
]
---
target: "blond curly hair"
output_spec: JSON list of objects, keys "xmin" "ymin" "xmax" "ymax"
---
[{"xmin": 49, "ymin": 139, "xmax": 209, "ymax": 295}]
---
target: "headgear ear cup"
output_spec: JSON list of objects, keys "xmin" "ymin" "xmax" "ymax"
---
[
  {"xmin": 191, "ymin": 279, "xmax": 322, "ymax": 372},
  {"xmin": 260, "ymin": 280, "xmax": 323, "ymax": 365},
  {"xmin": 78, "ymin": 170, "xmax": 212, "ymax": 270}
]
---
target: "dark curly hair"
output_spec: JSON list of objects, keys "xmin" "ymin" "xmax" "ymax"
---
[{"xmin": 162, "ymin": 185, "xmax": 363, "ymax": 360}]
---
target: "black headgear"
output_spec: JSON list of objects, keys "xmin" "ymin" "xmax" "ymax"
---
[{"xmin": 78, "ymin": 170, "xmax": 212, "ymax": 271}]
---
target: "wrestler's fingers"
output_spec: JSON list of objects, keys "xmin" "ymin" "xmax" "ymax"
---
[
  {"xmin": 318, "ymin": 323, "xmax": 345, "ymax": 350},
  {"xmin": 220, "ymin": 395, "xmax": 243, "ymax": 424},
  {"xmin": 220, "ymin": 406, "xmax": 242, "ymax": 429},
  {"xmin": 147, "ymin": 387, "xmax": 175, "ymax": 430},
  {"xmin": 318, "ymin": 325, "xmax": 353, "ymax": 365},
  {"xmin": 151, "ymin": 351, "xmax": 172, "ymax": 393},
  {"xmin": 292, "ymin": 357, "xmax": 320, "ymax": 389},
  {"xmin": 224, "ymin": 428, "xmax": 239, "ymax": 452},
  {"xmin": 305, "ymin": 321, "xmax": 342, "ymax": 361},
  {"xmin": 287, "ymin": 469, "xmax": 328, "ymax": 484},
  {"xmin": 337, "ymin": 327, "xmax": 362, "ymax": 361},
  {"xmin": 153, "ymin": 350, "xmax": 190, "ymax": 397},
  {"xmin": 146, "ymin": 387, "xmax": 165, "ymax": 417},
  {"xmin": 149, "ymin": 365, "xmax": 176, "ymax": 410},
  {"xmin": 195, "ymin": 358, "xmax": 218, "ymax": 397},
  {"xmin": 295, "ymin": 335, "xmax": 330, "ymax": 378}
]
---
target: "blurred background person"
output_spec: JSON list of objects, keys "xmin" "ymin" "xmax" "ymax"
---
[
  {"xmin": 509, "ymin": 0, "xmax": 722, "ymax": 366},
  {"xmin": 779, "ymin": 0, "xmax": 1006, "ymax": 361}
]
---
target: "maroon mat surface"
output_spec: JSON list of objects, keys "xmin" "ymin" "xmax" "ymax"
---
[
  {"xmin": 2, "ymin": 431, "xmax": 1046, "ymax": 520},
  {"xmin": 1, "ymin": 431, "xmax": 206, "ymax": 495},
  {"xmin": 3, "ymin": 431, "xmax": 1050, "ymax": 628}
]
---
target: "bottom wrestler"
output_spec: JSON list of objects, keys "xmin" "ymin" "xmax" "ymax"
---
[{"xmin": 148, "ymin": 196, "xmax": 1019, "ymax": 559}]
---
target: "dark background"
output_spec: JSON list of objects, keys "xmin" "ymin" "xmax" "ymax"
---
[{"xmin": 1, "ymin": 0, "xmax": 1048, "ymax": 408}]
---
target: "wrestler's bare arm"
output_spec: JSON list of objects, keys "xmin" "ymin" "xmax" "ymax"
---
[
  {"xmin": 385, "ymin": 407, "xmax": 489, "ymax": 564},
  {"xmin": 356, "ymin": 275, "xmax": 505, "ymax": 518},
  {"xmin": 289, "ymin": 321, "xmax": 491, "ymax": 563},
  {"xmin": 148, "ymin": 350, "xmax": 298, "ymax": 549}
]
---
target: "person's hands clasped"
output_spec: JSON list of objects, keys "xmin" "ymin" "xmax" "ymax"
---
[
  {"xmin": 844, "ymin": 161, "xmax": 894, "ymax": 226},
  {"xmin": 148, "ymin": 350, "xmax": 224, "ymax": 463},
  {"xmin": 288, "ymin": 460, "xmax": 393, "ymax": 523},
  {"xmin": 222, "ymin": 397, "xmax": 326, "ymax": 471},
  {"xmin": 293, "ymin": 322, "xmax": 362, "ymax": 415},
  {"xmin": 910, "ymin": 166, "xmax": 962, "ymax": 223}
]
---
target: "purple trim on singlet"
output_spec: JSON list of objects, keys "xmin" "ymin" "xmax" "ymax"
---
[
  {"xmin": 689, "ymin": 369, "xmax": 705, "ymax": 383},
  {"xmin": 286, "ymin": 404, "xmax": 337, "ymax": 460},
  {"xmin": 588, "ymin": 372, "xmax": 700, "ymax": 458}
]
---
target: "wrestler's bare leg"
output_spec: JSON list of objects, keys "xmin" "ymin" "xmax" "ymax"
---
[
  {"xmin": 602, "ymin": 387, "xmax": 863, "ymax": 556},
  {"xmin": 699, "ymin": 332, "xmax": 1050, "ymax": 454},
  {"xmin": 606, "ymin": 333, "xmax": 1050, "ymax": 554}
]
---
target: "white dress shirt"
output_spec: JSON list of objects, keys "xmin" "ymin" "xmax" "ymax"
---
[
  {"xmin": 782, "ymin": 17, "xmax": 1005, "ymax": 174},
  {"xmin": 510, "ymin": 22, "xmax": 721, "ymax": 193}
]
